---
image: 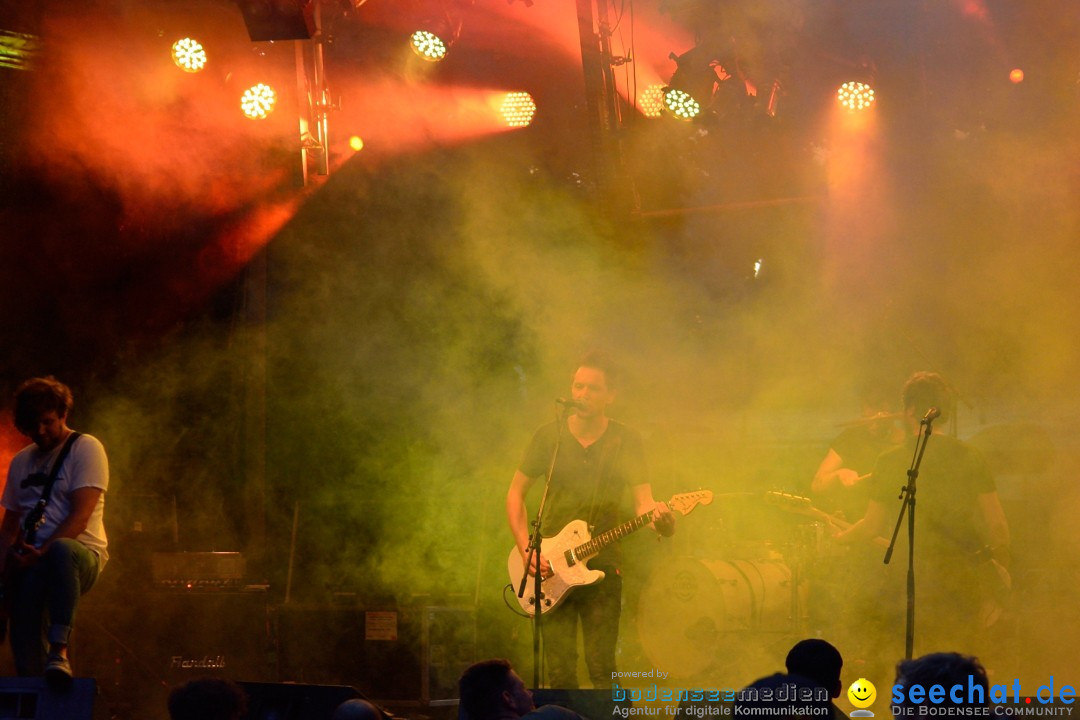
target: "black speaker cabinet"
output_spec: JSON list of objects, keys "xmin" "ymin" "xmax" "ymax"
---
[
  {"xmin": 276, "ymin": 605, "xmax": 475, "ymax": 704},
  {"xmin": 80, "ymin": 590, "xmax": 271, "ymax": 690}
]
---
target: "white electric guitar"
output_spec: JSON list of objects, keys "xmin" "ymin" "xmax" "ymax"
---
[{"xmin": 508, "ymin": 491, "xmax": 713, "ymax": 616}]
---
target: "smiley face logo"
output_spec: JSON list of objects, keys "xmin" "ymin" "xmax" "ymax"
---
[{"xmin": 847, "ymin": 678, "xmax": 877, "ymax": 709}]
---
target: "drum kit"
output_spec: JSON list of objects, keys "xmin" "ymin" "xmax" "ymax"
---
[
  {"xmin": 632, "ymin": 411, "xmax": 906, "ymax": 681},
  {"xmin": 635, "ymin": 490, "xmax": 859, "ymax": 682}
]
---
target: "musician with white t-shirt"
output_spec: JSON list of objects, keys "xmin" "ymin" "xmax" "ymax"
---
[{"xmin": 1, "ymin": 376, "xmax": 108, "ymax": 683}]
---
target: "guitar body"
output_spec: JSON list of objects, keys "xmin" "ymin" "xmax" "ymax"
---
[
  {"xmin": 508, "ymin": 519, "xmax": 605, "ymax": 617},
  {"xmin": 508, "ymin": 491, "xmax": 713, "ymax": 617}
]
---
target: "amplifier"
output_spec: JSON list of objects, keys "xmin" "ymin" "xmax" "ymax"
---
[
  {"xmin": 81, "ymin": 589, "xmax": 271, "ymax": 686},
  {"xmin": 151, "ymin": 551, "xmax": 247, "ymax": 586}
]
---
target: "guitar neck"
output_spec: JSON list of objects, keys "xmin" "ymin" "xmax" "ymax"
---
[{"xmin": 572, "ymin": 508, "xmax": 657, "ymax": 560}]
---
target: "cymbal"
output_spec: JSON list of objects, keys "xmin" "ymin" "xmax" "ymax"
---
[{"xmin": 834, "ymin": 411, "xmax": 902, "ymax": 427}]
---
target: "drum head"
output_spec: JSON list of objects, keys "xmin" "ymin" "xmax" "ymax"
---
[
  {"xmin": 636, "ymin": 557, "xmax": 797, "ymax": 680},
  {"xmin": 636, "ymin": 558, "xmax": 730, "ymax": 679}
]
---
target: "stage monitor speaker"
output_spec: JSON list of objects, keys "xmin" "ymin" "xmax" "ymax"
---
[
  {"xmin": 240, "ymin": 682, "xmax": 361, "ymax": 720},
  {"xmin": 0, "ymin": 677, "xmax": 94, "ymax": 720},
  {"xmin": 235, "ymin": 0, "xmax": 314, "ymax": 41},
  {"xmin": 532, "ymin": 689, "xmax": 633, "ymax": 720}
]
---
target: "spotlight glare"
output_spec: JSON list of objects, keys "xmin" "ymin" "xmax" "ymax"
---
[
  {"xmin": 410, "ymin": 30, "xmax": 448, "ymax": 62},
  {"xmin": 662, "ymin": 87, "xmax": 701, "ymax": 120},
  {"xmin": 349, "ymin": 135, "xmax": 365, "ymax": 151},
  {"xmin": 640, "ymin": 84, "xmax": 666, "ymax": 118},
  {"xmin": 837, "ymin": 81, "xmax": 875, "ymax": 111},
  {"xmin": 1009, "ymin": 68, "xmax": 1024, "ymax": 83},
  {"xmin": 241, "ymin": 83, "xmax": 277, "ymax": 120},
  {"xmin": 500, "ymin": 92, "xmax": 536, "ymax": 128},
  {"xmin": 172, "ymin": 37, "xmax": 207, "ymax": 73},
  {"xmin": 0, "ymin": 30, "xmax": 40, "ymax": 71}
]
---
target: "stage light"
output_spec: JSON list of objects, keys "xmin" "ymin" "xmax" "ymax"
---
[
  {"xmin": 171, "ymin": 37, "xmax": 207, "ymax": 73},
  {"xmin": 241, "ymin": 83, "xmax": 277, "ymax": 119},
  {"xmin": 1009, "ymin": 68, "xmax": 1024, "ymax": 83},
  {"xmin": 662, "ymin": 47, "xmax": 723, "ymax": 121},
  {"xmin": 639, "ymin": 84, "xmax": 666, "ymax": 118},
  {"xmin": 837, "ymin": 81, "xmax": 875, "ymax": 111},
  {"xmin": 501, "ymin": 92, "xmax": 536, "ymax": 128},
  {"xmin": 662, "ymin": 88, "xmax": 701, "ymax": 120},
  {"xmin": 349, "ymin": 136, "xmax": 365, "ymax": 151},
  {"xmin": 410, "ymin": 30, "xmax": 448, "ymax": 62},
  {"xmin": 0, "ymin": 29, "xmax": 40, "ymax": 71},
  {"xmin": 409, "ymin": 7, "xmax": 462, "ymax": 63}
]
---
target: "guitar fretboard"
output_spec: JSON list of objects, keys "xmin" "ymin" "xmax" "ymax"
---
[{"xmin": 572, "ymin": 509, "xmax": 656, "ymax": 560}]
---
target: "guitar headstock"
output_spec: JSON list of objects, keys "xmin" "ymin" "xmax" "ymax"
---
[{"xmin": 668, "ymin": 490, "xmax": 714, "ymax": 516}]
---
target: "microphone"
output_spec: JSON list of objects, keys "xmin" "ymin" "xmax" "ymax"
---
[
  {"xmin": 921, "ymin": 407, "xmax": 941, "ymax": 424},
  {"xmin": 556, "ymin": 398, "xmax": 584, "ymax": 409}
]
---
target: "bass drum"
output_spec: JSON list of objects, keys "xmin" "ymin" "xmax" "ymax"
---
[{"xmin": 636, "ymin": 557, "xmax": 798, "ymax": 680}]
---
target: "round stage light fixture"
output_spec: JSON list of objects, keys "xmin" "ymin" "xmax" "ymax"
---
[
  {"xmin": 349, "ymin": 135, "xmax": 365, "ymax": 151},
  {"xmin": 410, "ymin": 30, "xmax": 448, "ymax": 62},
  {"xmin": 662, "ymin": 87, "xmax": 701, "ymax": 120},
  {"xmin": 501, "ymin": 92, "xmax": 536, "ymax": 128},
  {"xmin": 241, "ymin": 83, "xmax": 277, "ymax": 119},
  {"xmin": 661, "ymin": 47, "xmax": 722, "ymax": 121},
  {"xmin": 1009, "ymin": 68, "xmax": 1024, "ymax": 83},
  {"xmin": 837, "ymin": 81, "xmax": 875, "ymax": 111},
  {"xmin": 172, "ymin": 37, "xmax": 207, "ymax": 73},
  {"xmin": 639, "ymin": 84, "xmax": 666, "ymax": 118}
]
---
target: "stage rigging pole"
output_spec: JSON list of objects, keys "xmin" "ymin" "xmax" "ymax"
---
[{"xmin": 574, "ymin": 0, "xmax": 634, "ymax": 218}]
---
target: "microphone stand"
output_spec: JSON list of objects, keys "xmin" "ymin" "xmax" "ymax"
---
[
  {"xmin": 883, "ymin": 413, "xmax": 936, "ymax": 661},
  {"xmin": 516, "ymin": 403, "xmax": 569, "ymax": 689}
]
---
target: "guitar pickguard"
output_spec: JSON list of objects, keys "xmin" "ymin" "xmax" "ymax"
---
[{"xmin": 507, "ymin": 519, "xmax": 606, "ymax": 616}]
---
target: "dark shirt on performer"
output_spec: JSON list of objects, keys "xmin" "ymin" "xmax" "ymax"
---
[
  {"xmin": 518, "ymin": 419, "xmax": 646, "ymax": 569},
  {"xmin": 820, "ymin": 424, "xmax": 898, "ymax": 520},
  {"xmin": 869, "ymin": 434, "xmax": 994, "ymax": 559},
  {"xmin": 868, "ymin": 433, "xmax": 997, "ymax": 648}
]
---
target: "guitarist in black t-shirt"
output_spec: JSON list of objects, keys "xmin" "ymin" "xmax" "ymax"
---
[{"xmin": 506, "ymin": 351, "xmax": 674, "ymax": 688}]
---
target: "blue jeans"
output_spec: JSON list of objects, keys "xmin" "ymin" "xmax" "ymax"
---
[{"xmin": 8, "ymin": 538, "xmax": 100, "ymax": 676}]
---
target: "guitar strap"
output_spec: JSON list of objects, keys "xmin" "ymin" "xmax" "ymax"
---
[{"xmin": 23, "ymin": 431, "xmax": 82, "ymax": 545}]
